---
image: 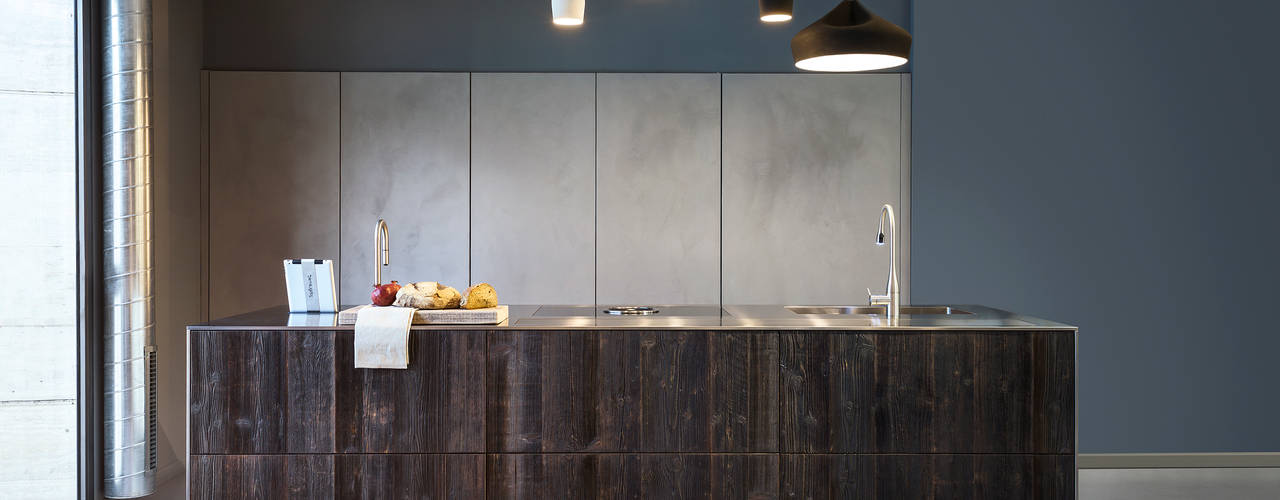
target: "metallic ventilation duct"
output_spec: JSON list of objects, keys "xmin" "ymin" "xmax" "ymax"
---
[{"xmin": 102, "ymin": 0, "xmax": 157, "ymax": 496}]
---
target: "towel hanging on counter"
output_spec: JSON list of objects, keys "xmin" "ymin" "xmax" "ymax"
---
[{"xmin": 354, "ymin": 306, "xmax": 415, "ymax": 369}]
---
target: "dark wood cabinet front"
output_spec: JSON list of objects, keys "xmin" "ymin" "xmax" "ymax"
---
[
  {"xmin": 488, "ymin": 454, "xmax": 779, "ymax": 499},
  {"xmin": 188, "ymin": 330, "xmax": 336, "ymax": 454},
  {"xmin": 189, "ymin": 328, "xmax": 1076, "ymax": 498},
  {"xmin": 778, "ymin": 331, "xmax": 1075, "ymax": 454},
  {"xmin": 486, "ymin": 330, "xmax": 779, "ymax": 453},
  {"xmin": 334, "ymin": 330, "xmax": 486, "ymax": 453},
  {"xmin": 779, "ymin": 454, "xmax": 1075, "ymax": 499}
]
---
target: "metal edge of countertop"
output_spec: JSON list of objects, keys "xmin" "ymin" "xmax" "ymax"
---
[{"xmin": 187, "ymin": 304, "xmax": 1078, "ymax": 332}]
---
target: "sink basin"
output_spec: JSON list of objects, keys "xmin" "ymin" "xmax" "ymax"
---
[
  {"xmin": 786, "ymin": 305, "xmax": 973, "ymax": 316},
  {"xmin": 786, "ymin": 306, "xmax": 885, "ymax": 315}
]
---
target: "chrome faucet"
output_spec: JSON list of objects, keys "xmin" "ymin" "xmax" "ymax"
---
[
  {"xmin": 867, "ymin": 204, "xmax": 900, "ymax": 319},
  {"xmin": 374, "ymin": 219, "xmax": 390, "ymax": 286}
]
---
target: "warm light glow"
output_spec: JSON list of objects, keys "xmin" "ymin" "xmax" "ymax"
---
[
  {"xmin": 795, "ymin": 53, "xmax": 908, "ymax": 72},
  {"xmin": 760, "ymin": 14, "xmax": 792, "ymax": 22},
  {"xmin": 552, "ymin": 0, "xmax": 586, "ymax": 27}
]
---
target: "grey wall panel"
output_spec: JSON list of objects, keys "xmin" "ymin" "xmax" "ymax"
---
[
  {"xmin": 470, "ymin": 73, "xmax": 596, "ymax": 304},
  {"xmin": 339, "ymin": 73, "xmax": 470, "ymax": 302},
  {"xmin": 722, "ymin": 74, "xmax": 904, "ymax": 305},
  {"xmin": 208, "ymin": 72, "xmax": 340, "ymax": 318},
  {"xmin": 595, "ymin": 73, "xmax": 721, "ymax": 305}
]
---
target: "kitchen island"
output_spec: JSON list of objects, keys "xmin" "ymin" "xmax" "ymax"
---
[{"xmin": 187, "ymin": 305, "xmax": 1076, "ymax": 499}]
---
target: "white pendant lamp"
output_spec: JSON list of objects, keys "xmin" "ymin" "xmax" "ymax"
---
[{"xmin": 552, "ymin": 0, "xmax": 586, "ymax": 26}]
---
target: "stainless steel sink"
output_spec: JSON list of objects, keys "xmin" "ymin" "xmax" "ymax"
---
[{"xmin": 786, "ymin": 305, "xmax": 973, "ymax": 316}]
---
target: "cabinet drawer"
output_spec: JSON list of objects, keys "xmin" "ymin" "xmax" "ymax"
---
[
  {"xmin": 779, "ymin": 331, "xmax": 1075, "ymax": 453},
  {"xmin": 189, "ymin": 330, "xmax": 335, "ymax": 454}
]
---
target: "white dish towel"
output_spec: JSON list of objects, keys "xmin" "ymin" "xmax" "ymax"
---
[{"xmin": 354, "ymin": 306, "xmax": 415, "ymax": 369}]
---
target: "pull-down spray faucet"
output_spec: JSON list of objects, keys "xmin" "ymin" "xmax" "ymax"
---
[
  {"xmin": 867, "ymin": 204, "xmax": 900, "ymax": 319},
  {"xmin": 374, "ymin": 219, "xmax": 390, "ymax": 286}
]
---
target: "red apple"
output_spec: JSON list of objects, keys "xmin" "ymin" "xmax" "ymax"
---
[{"xmin": 370, "ymin": 281, "xmax": 401, "ymax": 306}]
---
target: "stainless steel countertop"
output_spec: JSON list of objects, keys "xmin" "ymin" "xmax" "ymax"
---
[{"xmin": 190, "ymin": 304, "xmax": 1076, "ymax": 331}]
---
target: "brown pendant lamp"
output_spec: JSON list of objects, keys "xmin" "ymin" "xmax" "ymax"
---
[{"xmin": 791, "ymin": 0, "xmax": 912, "ymax": 71}]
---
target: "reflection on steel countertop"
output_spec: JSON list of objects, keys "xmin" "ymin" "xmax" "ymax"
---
[{"xmin": 190, "ymin": 304, "xmax": 1076, "ymax": 331}]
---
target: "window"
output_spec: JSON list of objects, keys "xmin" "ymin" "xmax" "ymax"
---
[{"xmin": 0, "ymin": 0, "xmax": 79, "ymax": 498}]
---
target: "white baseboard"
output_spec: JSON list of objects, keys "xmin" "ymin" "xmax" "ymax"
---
[{"xmin": 1080, "ymin": 453, "xmax": 1280, "ymax": 469}]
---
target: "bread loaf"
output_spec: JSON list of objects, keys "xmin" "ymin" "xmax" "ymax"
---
[
  {"xmin": 463, "ymin": 283, "xmax": 498, "ymax": 309},
  {"xmin": 393, "ymin": 281, "xmax": 462, "ymax": 309}
]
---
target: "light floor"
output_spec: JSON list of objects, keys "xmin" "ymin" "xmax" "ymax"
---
[{"xmin": 1080, "ymin": 468, "xmax": 1280, "ymax": 499}]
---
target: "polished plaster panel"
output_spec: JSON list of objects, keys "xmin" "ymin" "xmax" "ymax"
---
[
  {"xmin": 596, "ymin": 73, "xmax": 721, "ymax": 304},
  {"xmin": 339, "ymin": 73, "xmax": 470, "ymax": 302},
  {"xmin": 722, "ymin": 74, "xmax": 904, "ymax": 304},
  {"xmin": 469, "ymin": 73, "xmax": 596, "ymax": 304},
  {"xmin": 208, "ymin": 72, "xmax": 340, "ymax": 318}
]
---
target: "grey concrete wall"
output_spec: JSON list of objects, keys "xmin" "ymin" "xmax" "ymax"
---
[
  {"xmin": 722, "ymin": 73, "xmax": 908, "ymax": 304},
  {"xmin": 207, "ymin": 72, "xmax": 341, "ymax": 318},
  {"xmin": 911, "ymin": 0, "xmax": 1280, "ymax": 453},
  {"xmin": 339, "ymin": 73, "xmax": 471, "ymax": 303},
  {"xmin": 205, "ymin": 71, "xmax": 908, "ymax": 308},
  {"xmin": 470, "ymin": 73, "xmax": 598, "ymax": 304},
  {"xmin": 596, "ymin": 73, "xmax": 721, "ymax": 305}
]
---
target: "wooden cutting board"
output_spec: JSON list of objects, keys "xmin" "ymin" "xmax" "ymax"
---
[{"xmin": 338, "ymin": 305, "xmax": 508, "ymax": 325}]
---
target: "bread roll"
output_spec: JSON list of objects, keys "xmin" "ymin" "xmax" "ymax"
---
[{"xmin": 463, "ymin": 283, "xmax": 498, "ymax": 309}]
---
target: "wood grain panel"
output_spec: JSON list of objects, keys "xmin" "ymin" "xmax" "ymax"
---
[
  {"xmin": 779, "ymin": 454, "xmax": 1074, "ymax": 500},
  {"xmin": 710, "ymin": 333, "xmax": 780, "ymax": 452},
  {"xmin": 779, "ymin": 332, "xmax": 875, "ymax": 453},
  {"xmin": 542, "ymin": 331, "xmax": 602, "ymax": 451},
  {"xmin": 486, "ymin": 331, "xmax": 778, "ymax": 453},
  {"xmin": 488, "ymin": 454, "xmax": 777, "ymax": 499},
  {"xmin": 190, "ymin": 455, "xmax": 334, "ymax": 500},
  {"xmin": 779, "ymin": 331, "xmax": 1074, "ymax": 453},
  {"xmin": 642, "ymin": 331, "xmax": 711, "ymax": 452},
  {"xmin": 334, "ymin": 330, "xmax": 485, "ymax": 453},
  {"xmin": 872, "ymin": 331, "xmax": 934, "ymax": 452},
  {"xmin": 596, "ymin": 329, "xmax": 645, "ymax": 452},
  {"xmin": 1034, "ymin": 331, "xmax": 1077, "ymax": 453},
  {"xmin": 487, "ymin": 330, "xmax": 544, "ymax": 452},
  {"xmin": 189, "ymin": 330, "xmax": 334, "ymax": 454},
  {"xmin": 710, "ymin": 454, "xmax": 780, "ymax": 500},
  {"xmin": 336, "ymin": 454, "xmax": 484, "ymax": 499},
  {"xmin": 487, "ymin": 454, "xmax": 639, "ymax": 499},
  {"xmin": 488, "ymin": 330, "xmax": 644, "ymax": 453},
  {"xmin": 930, "ymin": 333, "xmax": 977, "ymax": 452}
]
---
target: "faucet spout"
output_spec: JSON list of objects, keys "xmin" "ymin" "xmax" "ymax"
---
[
  {"xmin": 374, "ymin": 219, "xmax": 390, "ymax": 286},
  {"xmin": 868, "ymin": 204, "xmax": 899, "ymax": 319}
]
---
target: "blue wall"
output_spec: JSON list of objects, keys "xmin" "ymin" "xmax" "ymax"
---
[
  {"xmin": 911, "ymin": 0, "xmax": 1280, "ymax": 452},
  {"xmin": 205, "ymin": 0, "xmax": 1280, "ymax": 452}
]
